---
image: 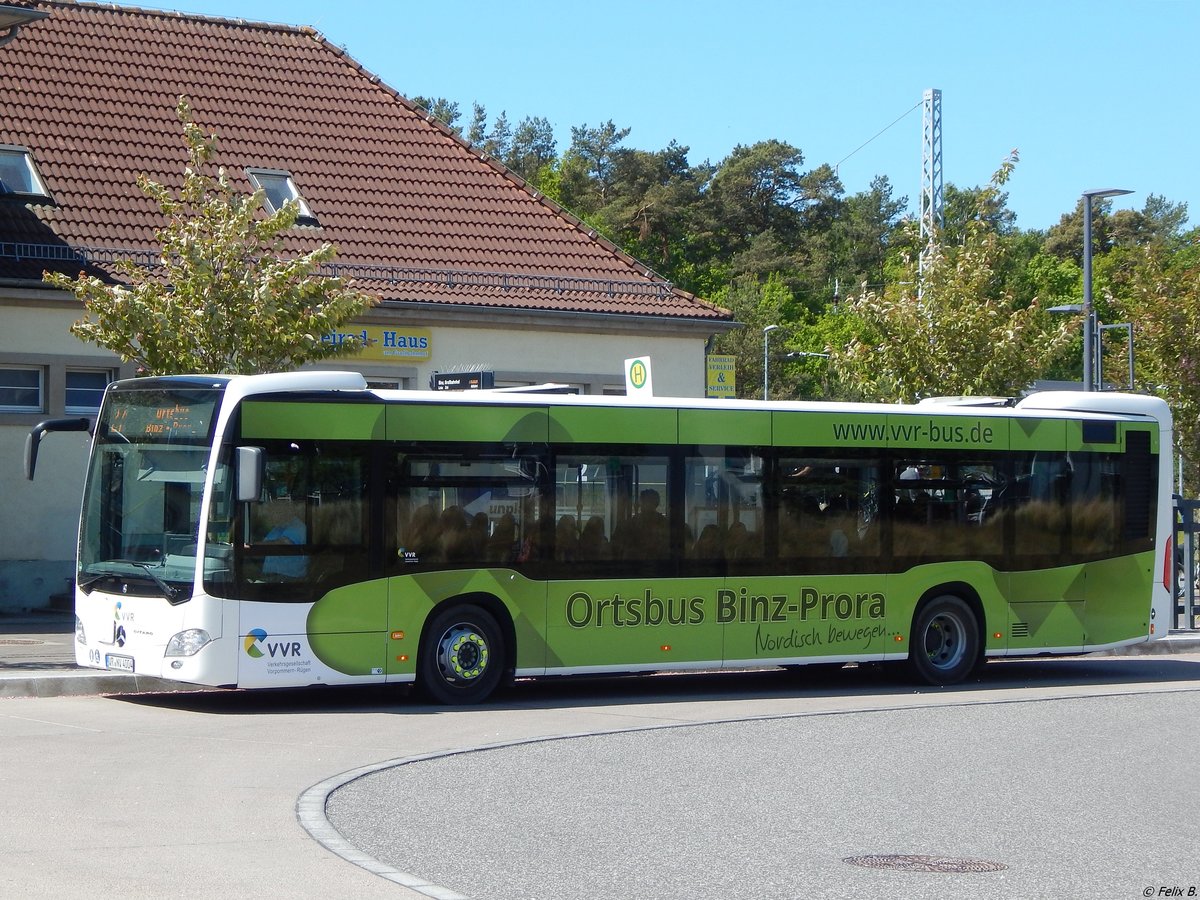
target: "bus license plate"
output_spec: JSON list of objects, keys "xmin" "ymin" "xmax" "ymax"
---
[{"xmin": 105, "ymin": 654, "xmax": 134, "ymax": 672}]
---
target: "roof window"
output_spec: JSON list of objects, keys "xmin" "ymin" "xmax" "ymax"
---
[
  {"xmin": 245, "ymin": 168, "xmax": 318, "ymax": 226},
  {"xmin": 0, "ymin": 146, "xmax": 51, "ymax": 200}
]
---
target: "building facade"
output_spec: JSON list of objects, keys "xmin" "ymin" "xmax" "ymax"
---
[{"xmin": 0, "ymin": 2, "xmax": 733, "ymax": 611}]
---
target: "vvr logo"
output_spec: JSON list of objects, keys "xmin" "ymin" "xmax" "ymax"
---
[{"xmin": 243, "ymin": 628, "xmax": 302, "ymax": 659}]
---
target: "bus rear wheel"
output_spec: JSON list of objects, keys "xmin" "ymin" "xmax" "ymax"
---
[
  {"xmin": 418, "ymin": 604, "xmax": 505, "ymax": 705},
  {"xmin": 908, "ymin": 595, "xmax": 979, "ymax": 686}
]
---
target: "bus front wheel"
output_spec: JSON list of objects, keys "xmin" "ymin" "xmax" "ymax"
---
[
  {"xmin": 418, "ymin": 604, "xmax": 505, "ymax": 705},
  {"xmin": 908, "ymin": 595, "xmax": 979, "ymax": 686}
]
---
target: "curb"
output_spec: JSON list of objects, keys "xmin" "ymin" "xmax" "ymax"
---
[
  {"xmin": 1087, "ymin": 632, "xmax": 1200, "ymax": 657},
  {"xmin": 0, "ymin": 671, "xmax": 209, "ymax": 699},
  {"xmin": 3, "ymin": 633, "xmax": 1198, "ymax": 700}
]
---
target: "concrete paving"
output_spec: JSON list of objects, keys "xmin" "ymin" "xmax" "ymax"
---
[
  {"xmin": 0, "ymin": 611, "xmax": 203, "ymax": 698},
  {"xmin": 3, "ymin": 609, "xmax": 1199, "ymax": 699},
  {"xmin": 4, "ymin": 609, "xmax": 1200, "ymax": 899}
]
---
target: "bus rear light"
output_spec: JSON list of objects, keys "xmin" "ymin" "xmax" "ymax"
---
[
  {"xmin": 1164, "ymin": 535, "xmax": 1174, "ymax": 592},
  {"xmin": 165, "ymin": 629, "xmax": 212, "ymax": 657}
]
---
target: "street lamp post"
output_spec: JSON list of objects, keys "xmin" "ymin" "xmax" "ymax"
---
[
  {"xmin": 1082, "ymin": 188, "xmax": 1133, "ymax": 391},
  {"xmin": 762, "ymin": 325, "xmax": 780, "ymax": 400},
  {"xmin": 1049, "ymin": 305, "xmax": 1135, "ymax": 392}
]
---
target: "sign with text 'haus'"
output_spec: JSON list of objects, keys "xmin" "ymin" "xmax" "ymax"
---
[{"xmin": 322, "ymin": 326, "xmax": 432, "ymax": 362}]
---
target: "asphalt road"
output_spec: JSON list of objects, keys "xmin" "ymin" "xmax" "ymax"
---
[{"xmin": 3, "ymin": 656, "xmax": 1200, "ymax": 900}]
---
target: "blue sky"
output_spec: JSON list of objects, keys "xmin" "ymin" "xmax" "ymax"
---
[{"xmin": 132, "ymin": 0, "xmax": 1195, "ymax": 232}]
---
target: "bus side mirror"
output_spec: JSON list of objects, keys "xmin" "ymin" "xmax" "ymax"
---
[
  {"xmin": 236, "ymin": 447, "xmax": 264, "ymax": 503},
  {"xmin": 25, "ymin": 417, "xmax": 91, "ymax": 480}
]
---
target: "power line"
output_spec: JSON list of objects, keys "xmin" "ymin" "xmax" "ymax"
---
[{"xmin": 834, "ymin": 100, "xmax": 922, "ymax": 175}]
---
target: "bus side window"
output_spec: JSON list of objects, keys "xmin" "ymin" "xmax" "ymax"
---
[
  {"xmin": 258, "ymin": 498, "xmax": 308, "ymax": 579},
  {"xmin": 1012, "ymin": 452, "xmax": 1069, "ymax": 562},
  {"xmin": 1068, "ymin": 452, "xmax": 1120, "ymax": 557},
  {"xmin": 778, "ymin": 457, "xmax": 880, "ymax": 561},
  {"xmin": 685, "ymin": 450, "xmax": 764, "ymax": 565},
  {"xmin": 242, "ymin": 443, "xmax": 369, "ymax": 588},
  {"xmin": 555, "ymin": 456, "xmax": 613, "ymax": 562},
  {"xmin": 244, "ymin": 458, "xmax": 309, "ymax": 581},
  {"xmin": 606, "ymin": 458, "xmax": 669, "ymax": 562},
  {"xmin": 388, "ymin": 447, "xmax": 547, "ymax": 571}
]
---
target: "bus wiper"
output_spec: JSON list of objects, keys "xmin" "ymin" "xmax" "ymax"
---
[
  {"xmin": 106, "ymin": 559, "xmax": 180, "ymax": 601},
  {"xmin": 76, "ymin": 572, "xmax": 109, "ymax": 591}
]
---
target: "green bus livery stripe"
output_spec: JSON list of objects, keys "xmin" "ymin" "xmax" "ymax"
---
[
  {"xmin": 243, "ymin": 398, "xmax": 1160, "ymax": 454},
  {"xmin": 679, "ymin": 409, "xmax": 770, "ymax": 445},
  {"xmin": 241, "ymin": 401, "xmax": 384, "ymax": 440},
  {"xmin": 1010, "ymin": 417, "xmax": 1066, "ymax": 452},
  {"xmin": 388, "ymin": 405, "xmax": 549, "ymax": 443},
  {"xmin": 549, "ymin": 406, "xmax": 677, "ymax": 444},
  {"xmin": 780, "ymin": 412, "xmax": 1012, "ymax": 451}
]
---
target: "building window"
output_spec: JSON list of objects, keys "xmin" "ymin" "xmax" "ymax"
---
[
  {"xmin": 365, "ymin": 378, "xmax": 415, "ymax": 390},
  {"xmin": 0, "ymin": 366, "xmax": 43, "ymax": 412},
  {"xmin": 0, "ymin": 146, "xmax": 51, "ymax": 199},
  {"xmin": 66, "ymin": 369, "xmax": 112, "ymax": 414},
  {"xmin": 245, "ymin": 168, "xmax": 318, "ymax": 225}
]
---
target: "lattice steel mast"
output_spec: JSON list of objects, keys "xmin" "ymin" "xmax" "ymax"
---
[{"xmin": 920, "ymin": 88, "xmax": 943, "ymax": 256}]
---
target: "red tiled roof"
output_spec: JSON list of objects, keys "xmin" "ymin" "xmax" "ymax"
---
[{"xmin": 0, "ymin": 1, "xmax": 729, "ymax": 321}]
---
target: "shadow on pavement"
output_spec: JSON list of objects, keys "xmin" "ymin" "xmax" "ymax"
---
[{"xmin": 110, "ymin": 653, "xmax": 1200, "ymax": 717}]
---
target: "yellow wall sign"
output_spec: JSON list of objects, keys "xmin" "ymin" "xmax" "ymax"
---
[
  {"xmin": 322, "ymin": 326, "xmax": 432, "ymax": 362},
  {"xmin": 706, "ymin": 355, "xmax": 736, "ymax": 398}
]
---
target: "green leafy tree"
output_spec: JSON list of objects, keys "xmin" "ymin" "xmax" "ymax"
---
[
  {"xmin": 482, "ymin": 110, "xmax": 513, "ymax": 160},
  {"xmin": 507, "ymin": 115, "xmax": 558, "ymax": 182},
  {"xmin": 1113, "ymin": 236, "xmax": 1200, "ymax": 487},
  {"xmin": 466, "ymin": 102, "xmax": 488, "ymax": 144},
  {"xmin": 833, "ymin": 175, "xmax": 908, "ymax": 292},
  {"xmin": 45, "ymin": 97, "xmax": 375, "ymax": 375},
  {"xmin": 787, "ymin": 163, "xmax": 845, "ymax": 308},
  {"xmin": 465, "ymin": 105, "xmax": 558, "ymax": 183},
  {"xmin": 595, "ymin": 142, "xmax": 708, "ymax": 277},
  {"xmin": 557, "ymin": 121, "xmax": 633, "ymax": 217},
  {"xmin": 832, "ymin": 155, "xmax": 1073, "ymax": 402},
  {"xmin": 1139, "ymin": 194, "xmax": 1190, "ymax": 247},
  {"xmin": 707, "ymin": 273, "xmax": 795, "ymax": 399},
  {"xmin": 1042, "ymin": 195, "xmax": 1133, "ymax": 262},
  {"xmin": 412, "ymin": 96, "xmax": 462, "ymax": 131},
  {"xmin": 940, "ymin": 179, "xmax": 1017, "ymax": 246},
  {"xmin": 704, "ymin": 140, "xmax": 806, "ymax": 251}
]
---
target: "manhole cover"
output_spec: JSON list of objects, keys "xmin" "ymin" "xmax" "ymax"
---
[
  {"xmin": 844, "ymin": 854, "xmax": 1008, "ymax": 873},
  {"xmin": 0, "ymin": 639, "xmax": 43, "ymax": 646}
]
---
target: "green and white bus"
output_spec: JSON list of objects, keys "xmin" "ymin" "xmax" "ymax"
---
[{"xmin": 27, "ymin": 371, "xmax": 1174, "ymax": 703}]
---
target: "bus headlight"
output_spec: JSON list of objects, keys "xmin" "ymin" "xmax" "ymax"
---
[
  {"xmin": 75, "ymin": 616, "xmax": 86, "ymax": 645},
  {"xmin": 165, "ymin": 629, "xmax": 212, "ymax": 657}
]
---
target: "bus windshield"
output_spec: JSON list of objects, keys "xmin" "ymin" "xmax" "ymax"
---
[{"xmin": 78, "ymin": 383, "xmax": 224, "ymax": 601}]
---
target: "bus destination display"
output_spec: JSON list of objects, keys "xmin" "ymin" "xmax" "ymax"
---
[{"xmin": 107, "ymin": 391, "xmax": 218, "ymax": 442}]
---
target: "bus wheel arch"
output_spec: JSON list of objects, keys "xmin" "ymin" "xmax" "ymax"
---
[
  {"xmin": 417, "ymin": 593, "xmax": 513, "ymax": 705},
  {"xmin": 907, "ymin": 584, "xmax": 985, "ymax": 686}
]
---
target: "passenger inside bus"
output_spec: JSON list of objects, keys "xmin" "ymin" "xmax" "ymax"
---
[
  {"xmin": 260, "ymin": 498, "xmax": 307, "ymax": 579},
  {"xmin": 578, "ymin": 516, "xmax": 609, "ymax": 560}
]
